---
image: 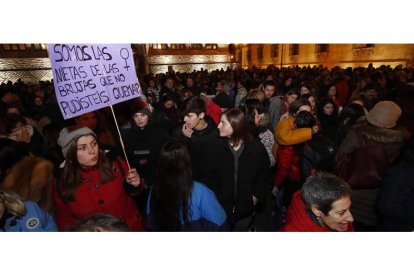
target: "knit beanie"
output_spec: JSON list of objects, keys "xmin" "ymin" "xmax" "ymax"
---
[
  {"xmin": 130, "ymin": 100, "xmax": 152, "ymax": 118},
  {"xmin": 57, "ymin": 126, "xmax": 96, "ymax": 157},
  {"xmin": 213, "ymin": 92, "xmax": 232, "ymax": 108},
  {"xmin": 135, "ymin": 107, "xmax": 152, "ymax": 117},
  {"xmin": 367, "ymin": 101, "xmax": 402, "ymax": 129}
]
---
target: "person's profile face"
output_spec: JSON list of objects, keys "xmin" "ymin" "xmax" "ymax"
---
[
  {"xmin": 308, "ymin": 96, "xmax": 316, "ymax": 109},
  {"xmin": 319, "ymin": 196, "xmax": 353, "ymax": 232},
  {"xmin": 217, "ymin": 114, "xmax": 233, "ymax": 138},
  {"xmin": 287, "ymin": 94, "xmax": 298, "ymax": 105},
  {"xmin": 184, "ymin": 112, "xmax": 202, "ymax": 130}
]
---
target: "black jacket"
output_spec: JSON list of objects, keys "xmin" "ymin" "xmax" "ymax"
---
[
  {"xmin": 123, "ymin": 123, "xmax": 170, "ymax": 186},
  {"xmin": 377, "ymin": 148, "xmax": 414, "ymax": 231},
  {"xmin": 174, "ymin": 116, "xmax": 222, "ymax": 191},
  {"xmin": 213, "ymin": 138, "xmax": 270, "ymax": 223}
]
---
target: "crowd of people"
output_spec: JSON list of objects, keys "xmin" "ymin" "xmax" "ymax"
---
[{"xmin": 1, "ymin": 63, "xmax": 413, "ymax": 232}]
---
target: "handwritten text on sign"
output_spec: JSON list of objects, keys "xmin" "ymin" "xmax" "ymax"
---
[{"xmin": 48, "ymin": 44, "xmax": 142, "ymax": 119}]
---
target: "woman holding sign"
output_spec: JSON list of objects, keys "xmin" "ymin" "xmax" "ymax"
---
[{"xmin": 52, "ymin": 126, "xmax": 144, "ymax": 231}]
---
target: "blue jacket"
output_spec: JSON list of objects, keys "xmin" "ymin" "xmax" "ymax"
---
[
  {"xmin": 2, "ymin": 201, "xmax": 57, "ymax": 232},
  {"xmin": 147, "ymin": 181, "xmax": 228, "ymax": 231}
]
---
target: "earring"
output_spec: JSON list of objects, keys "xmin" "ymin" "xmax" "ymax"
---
[{"xmin": 316, "ymin": 216, "xmax": 323, "ymax": 226}]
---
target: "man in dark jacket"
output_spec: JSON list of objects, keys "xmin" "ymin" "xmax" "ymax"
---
[
  {"xmin": 160, "ymin": 77, "xmax": 179, "ymax": 104},
  {"xmin": 174, "ymin": 96, "xmax": 221, "ymax": 191},
  {"xmin": 184, "ymin": 76, "xmax": 201, "ymax": 97},
  {"xmin": 336, "ymin": 101, "xmax": 407, "ymax": 230}
]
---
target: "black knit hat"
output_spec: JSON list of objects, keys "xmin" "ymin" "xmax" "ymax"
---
[
  {"xmin": 130, "ymin": 100, "xmax": 152, "ymax": 118},
  {"xmin": 213, "ymin": 92, "xmax": 232, "ymax": 108}
]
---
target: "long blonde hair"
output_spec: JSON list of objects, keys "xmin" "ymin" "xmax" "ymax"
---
[{"xmin": 0, "ymin": 190, "xmax": 25, "ymax": 217}]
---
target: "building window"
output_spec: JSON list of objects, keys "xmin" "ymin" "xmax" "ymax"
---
[
  {"xmin": 151, "ymin": 44, "xmax": 169, "ymax": 50},
  {"xmin": 1, "ymin": 44, "xmax": 32, "ymax": 51},
  {"xmin": 353, "ymin": 44, "xmax": 375, "ymax": 49},
  {"xmin": 33, "ymin": 44, "xmax": 42, "ymax": 50},
  {"xmin": 190, "ymin": 44, "xmax": 203, "ymax": 49},
  {"xmin": 170, "ymin": 44, "xmax": 186, "ymax": 50},
  {"xmin": 205, "ymin": 44, "xmax": 218, "ymax": 50},
  {"xmin": 316, "ymin": 44, "xmax": 329, "ymax": 53},
  {"xmin": 271, "ymin": 44, "xmax": 279, "ymax": 57},
  {"xmin": 289, "ymin": 44, "xmax": 299, "ymax": 56},
  {"xmin": 247, "ymin": 49, "xmax": 251, "ymax": 61},
  {"xmin": 257, "ymin": 45, "xmax": 263, "ymax": 60},
  {"xmin": 237, "ymin": 51, "xmax": 242, "ymax": 62},
  {"xmin": 3, "ymin": 44, "xmax": 11, "ymax": 51},
  {"xmin": 352, "ymin": 44, "xmax": 375, "ymax": 56}
]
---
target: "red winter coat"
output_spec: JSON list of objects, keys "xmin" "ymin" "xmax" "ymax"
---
[
  {"xmin": 273, "ymin": 145, "xmax": 301, "ymax": 187},
  {"xmin": 53, "ymin": 157, "xmax": 144, "ymax": 231},
  {"xmin": 280, "ymin": 191, "xmax": 354, "ymax": 232}
]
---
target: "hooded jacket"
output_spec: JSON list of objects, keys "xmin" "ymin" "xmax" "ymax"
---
[{"xmin": 1, "ymin": 200, "xmax": 57, "ymax": 232}]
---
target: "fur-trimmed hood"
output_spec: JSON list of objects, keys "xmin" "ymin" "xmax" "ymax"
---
[{"xmin": 353, "ymin": 123, "xmax": 405, "ymax": 145}]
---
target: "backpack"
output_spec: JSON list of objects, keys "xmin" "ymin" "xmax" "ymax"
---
[{"xmin": 301, "ymin": 134, "xmax": 337, "ymax": 178}]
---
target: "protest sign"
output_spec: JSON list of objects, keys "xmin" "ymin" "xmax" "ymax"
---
[{"xmin": 48, "ymin": 44, "xmax": 143, "ymax": 119}]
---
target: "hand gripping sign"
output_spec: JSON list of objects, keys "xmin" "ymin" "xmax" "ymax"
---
[{"xmin": 48, "ymin": 44, "xmax": 143, "ymax": 119}]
